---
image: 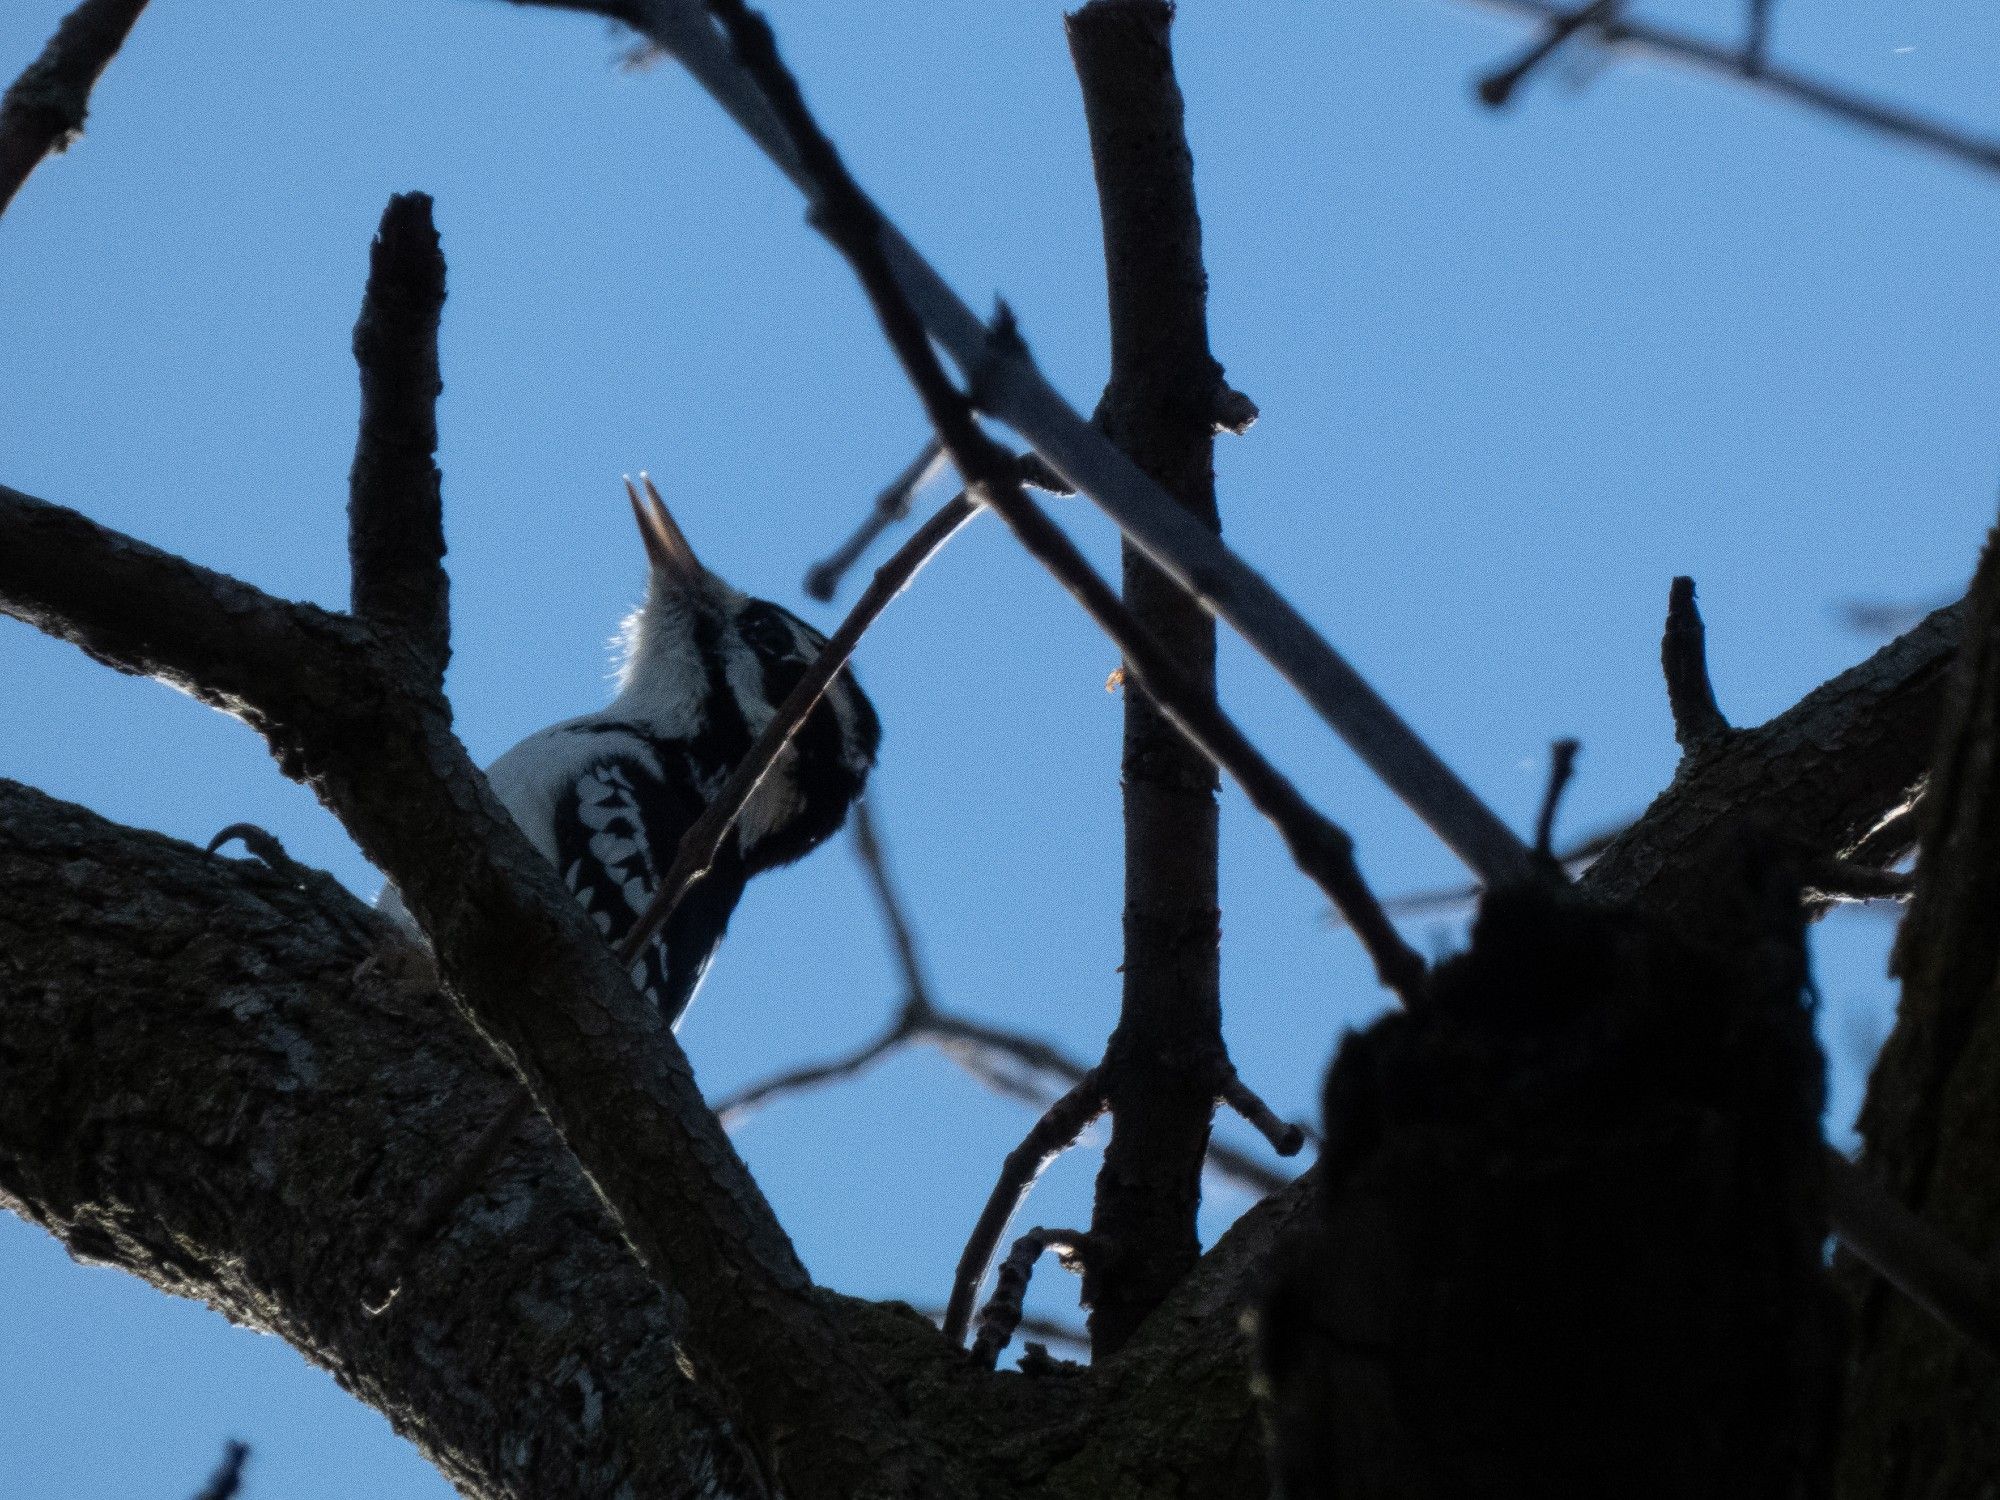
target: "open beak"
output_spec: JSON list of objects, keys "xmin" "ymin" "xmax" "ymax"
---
[{"xmin": 623, "ymin": 472, "xmax": 703, "ymax": 589}]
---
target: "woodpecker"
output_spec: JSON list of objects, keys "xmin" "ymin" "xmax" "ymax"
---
[{"xmin": 433, "ymin": 475, "xmax": 879, "ymax": 1025}]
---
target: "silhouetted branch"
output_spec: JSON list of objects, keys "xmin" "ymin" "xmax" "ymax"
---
[
  {"xmin": 1219, "ymin": 1067, "xmax": 1306, "ymax": 1157},
  {"xmin": 1455, "ymin": 0, "xmax": 2000, "ymax": 180},
  {"xmin": 1804, "ymin": 858, "xmax": 1915, "ymax": 906},
  {"xmin": 700, "ymin": 0, "xmax": 1430, "ymax": 1014},
  {"xmin": 969, "ymin": 1227, "xmax": 1104, "ymax": 1370},
  {"xmin": 942, "ymin": 1072, "xmax": 1108, "ymax": 1347},
  {"xmin": 348, "ymin": 192, "xmax": 450, "ymax": 688},
  {"xmin": 189, "ymin": 1440, "xmax": 250, "ymax": 1500},
  {"xmin": 1532, "ymin": 737, "xmax": 1581, "ymax": 857},
  {"xmin": 0, "ymin": 0, "xmax": 149, "ymax": 216},
  {"xmin": 587, "ymin": 0, "xmax": 1538, "ymax": 886},
  {"xmin": 1663, "ymin": 576, "xmax": 1730, "ymax": 752},
  {"xmin": 1476, "ymin": 0, "xmax": 1618, "ymax": 107},
  {"xmin": 715, "ymin": 803, "xmax": 1301, "ymax": 1194},
  {"xmin": 803, "ymin": 437, "xmax": 947, "ymax": 601}
]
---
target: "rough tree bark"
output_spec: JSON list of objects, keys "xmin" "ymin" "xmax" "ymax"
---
[
  {"xmin": 1837, "ymin": 526, "xmax": 2000, "ymax": 1500},
  {"xmin": 0, "ymin": 593, "xmax": 1958, "ymax": 1497}
]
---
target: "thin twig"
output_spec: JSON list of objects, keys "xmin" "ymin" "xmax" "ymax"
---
[
  {"xmin": 941, "ymin": 1072, "xmax": 1107, "ymax": 1346},
  {"xmin": 1476, "ymin": 0, "xmax": 1618, "ymax": 107},
  {"xmin": 348, "ymin": 192, "xmax": 450, "ymax": 688},
  {"xmin": 1743, "ymin": 0, "xmax": 1772, "ymax": 75},
  {"xmin": 616, "ymin": 491, "xmax": 980, "ymax": 968},
  {"xmin": 620, "ymin": 0, "xmax": 1537, "ymax": 887},
  {"xmin": 189, "ymin": 1440, "xmax": 250, "ymax": 1500},
  {"xmin": 1452, "ymin": 0, "xmax": 2000, "ymax": 180},
  {"xmin": 714, "ymin": 806, "xmax": 1303, "ymax": 1194},
  {"xmin": 1532, "ymin": 737, "xmax": 1581, "ymax": 857},
  {"xmin": 969, "ymin": 1227, "xmax": 1103, "ymax": 1370},
  {"xmin": 1218, "ymin": 1066, "xmax": 1306, "ymax": 1157},
  {"xmin": 1804, "ymin": 857, "xmax": 1916, "ymax": 906},
  {"xmin": 802, "ymin": 436, "xmax": 948, "ymax": 600},
  {"xmin": 1663, "ymin": 576, "xmax": 1730, "ymax": 751},
  {"xmin": 0, "ymin": 0, "xmax": 149, "ymax": 217}
]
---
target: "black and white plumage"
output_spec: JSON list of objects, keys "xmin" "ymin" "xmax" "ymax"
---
[{"xmin": 476, "ymin": 475, "xmax": 878, "ymax": 1025}]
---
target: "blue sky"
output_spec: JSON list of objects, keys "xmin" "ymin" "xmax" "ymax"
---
[{"xmin": 3, "ymin": 0, "xmax": 1996, "ymax": 1493}]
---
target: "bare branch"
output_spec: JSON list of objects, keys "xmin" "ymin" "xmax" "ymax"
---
[
  {"xmin": 348, "ymin": 192, "xmax": 450, "ymax": 687},
  {"xmin": 697, "ymin": 0, "xmax": 1432, "ymax": 1017},
  {"xmin": 1662, "ymin": 576, "xmax": 1730, "ymax": 751},
  {"xmin": 1218, "ymin": 1067, "xmax": 1307, "ymax": 1158},
  {"xmin": 715, "ymin": 804, "xmax": 1302, "ymax": 1195},
  {"xmin": 803, "ymin": 436, "xmax": 947, "ymax": 601},
  {"xmin": 941, "ymin": 1072, "xmax": 1108, "ymax": 1347},
  {"xmin": 618, "ymin": 490, "xmax": 980, "ymax": 968},
  {"xmin": 1802, "ymin": 857, "xmax": 1914, "ymax": 906},
  {"xmin": 189, "ymin": 1441, "xmax": 250, "ymax": 1500},
  {"xmin": 1475, "ymin": 0, "xmax": 1618, "ymax": 108},
  {"xmin": 0, "ymin": 0, "xmax": 149, "ymax": 217},
  {"xmin": 1532, "ymin": 737, "xmax": 1581, "ymax": 858},
  {"xmin": 1069, "ymin": 0, "xmax": 1227, "ymax": 1357},
  {"xmin": 581, "ymin": 0, "xmax": 1537, "ymax": 886},
  {"xmin": 969, "ymin": 1227, "xmax": 1103, "ymax": 1371},
  {"xmin": 1453, "ymin": 0, "xmax": 2000, "ymax": 181}
]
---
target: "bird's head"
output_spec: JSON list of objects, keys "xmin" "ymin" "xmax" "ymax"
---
[{"xmin": 612, "ymin": 475, "xmax": 879, "ymax": 798}]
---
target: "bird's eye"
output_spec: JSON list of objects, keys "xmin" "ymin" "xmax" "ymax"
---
[{"xmin": 736, "ymin": 605, "xmax": 807, "ymax": 663}]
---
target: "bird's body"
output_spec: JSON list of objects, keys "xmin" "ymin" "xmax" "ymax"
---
[{"xmin": 395, "ymin": 477, "xmax": 878, "ymax": 1025}]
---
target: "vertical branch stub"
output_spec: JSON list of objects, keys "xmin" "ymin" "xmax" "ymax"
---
[
  {"xmin": 348, "ymin": 192, "xmax": 450, "ymax": 687},
  {"xmin": 1662, "ymin": 576, "xmax": 1730, "ymax": 752}
]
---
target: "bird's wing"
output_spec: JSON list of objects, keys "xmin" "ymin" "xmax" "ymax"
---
[{"xmin": 548, "ymin": 746, "xmax": 718, "ymax": 1024}]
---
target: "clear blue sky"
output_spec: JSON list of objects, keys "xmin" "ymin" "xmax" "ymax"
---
[{"xmin": 3, "ymin": 0, "xmax": 1996, "ymax": 1494}]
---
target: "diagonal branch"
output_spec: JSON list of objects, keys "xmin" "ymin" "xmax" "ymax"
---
[
  {"xmin": 533, "ymin": 0, "xmax": 1537, "ymax": 886},
  {"xmin": 1453, "ymin": 0, "xmax": 2000, "ymax": 181},
  {"xmin": 697, "ymin": 1, "xmax": 1427, "ymax": 1005},
  {"xmin": 0, "ymin": 0, "xmax": 149, "ymax": 216}
]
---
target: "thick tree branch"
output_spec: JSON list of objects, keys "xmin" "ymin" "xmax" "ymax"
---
[
  {"xmin": 348, "ymin": 192, "xmax": 450, "ymax": 687},
  {"xmin": 0, "ymin": 782, "xmax": 769, "ymax": 1499},
  {"xmin": 0, "ymin": 0, "xmax": 148, "ymax": 216},
  {"xmin": 1068, "ymin": 0, "xmax": 1228, "ymax": 1358},
  {"xmin": 0, "ymin": 472, "xmax": 947, "ymax": 1496}
]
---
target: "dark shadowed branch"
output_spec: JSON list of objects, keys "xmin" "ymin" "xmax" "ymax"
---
[
  {"xmin": 969, "ymin": 1227, "xmax": 1104, "ymax": 1370},
  {"xmin": 941, "ymin": 1072, "xmax": 1108, "ymax": 1347},
  {"xmin": 803, "ymin": 436, "xmax": 946, "ymax": 600},
  {"xmin": 1475, "ymin": 0, "xmax": 1618, "ymax": 107},
  {"xmin": 1532, "ymin": 737, "xmax": 1581, "ymax": 857},
  {"xmin": 1068, "ymin": 0, "xmax": 1230, "ymax": 1358},
  {"xmin": 1663, "ymin": 576, "xmax": 1730, "ymax": 752},
  {"xmin": 0, "ymin": 0, "xmax": 149, "ymax": 216},
  {"xmin": 190, "ymin": 1441, "xmax": 250, "ymax": 1500},
  {"xmin": 1456, "ymin": 0, "xmax": 2000, "ymax": 179},
  {"xmin": 348, "ymin": 192, "xmax": 450, "ymax": 687},
  {"xmin": 712, "ymin": 800, "xmax": 1301, "ymax": 1199}
]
